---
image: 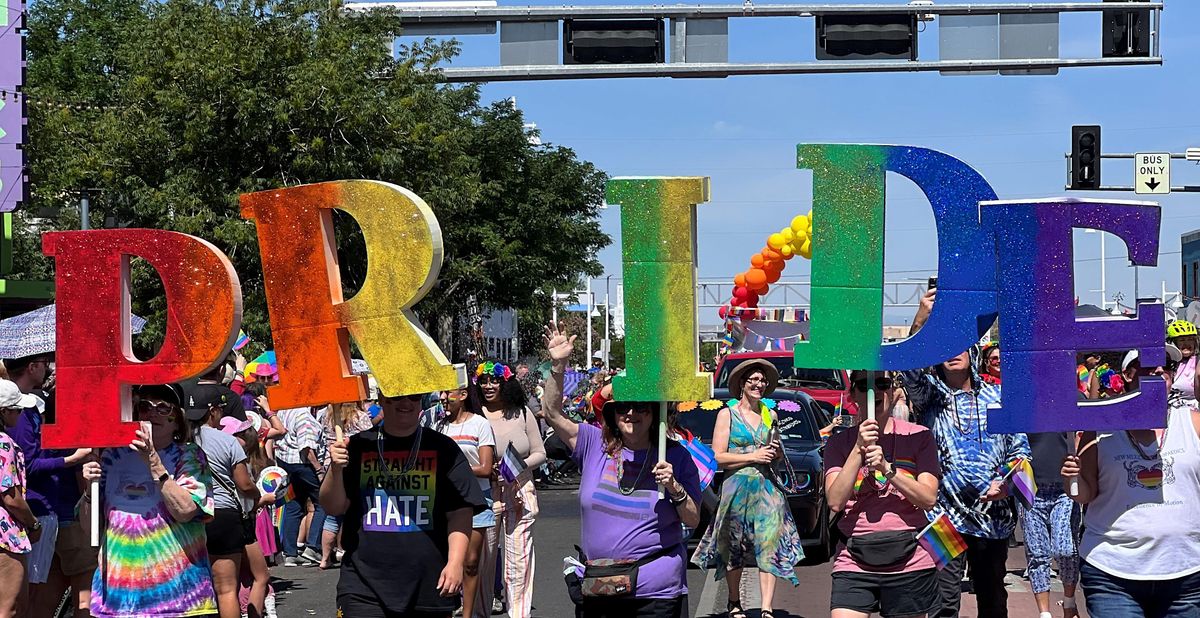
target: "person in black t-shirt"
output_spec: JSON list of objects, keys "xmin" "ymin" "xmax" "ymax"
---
[{"xmin": 321, "ymin": 392, "xmax": 485, "ymax": 618}]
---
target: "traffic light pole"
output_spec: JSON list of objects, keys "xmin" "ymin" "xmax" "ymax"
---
[{"xmin": 1063, "ymin": 152, "xmax": 1200, "ymax": 193}]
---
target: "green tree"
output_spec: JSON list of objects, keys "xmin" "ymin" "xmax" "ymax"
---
[{"xmin": 17, "ymin": 0, "xmax": 608, "ymax": 357}]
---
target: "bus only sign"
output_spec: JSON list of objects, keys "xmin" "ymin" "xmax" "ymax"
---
[{"xmin": 1135, "ymin": 152, "xmax": 1171, "ymax": 195}]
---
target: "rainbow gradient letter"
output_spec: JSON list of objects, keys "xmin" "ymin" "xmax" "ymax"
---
[
  {"xmin": 792, "ymin": 144, "xmax": 999, "ymax": 371},
  {"xmin": 242, "ymin": 181, "xmax": 465, "ymax": 408},
  {"xmin": 607, "ymin": 177, "xmax": 713, "ymax": 402},
  {"xmin": 983, "ymin": 198, "xmax": 1165, "ymax": 433},
  {"xmin": 42, "ymin": 230, "xmax": 242, "ymax": 448}
]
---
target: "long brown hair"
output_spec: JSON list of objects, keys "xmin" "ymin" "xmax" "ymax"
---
[
  {"xmin": 600, "ymin": 401, "xmax": 662, "ymax": 457},
  {"xmin": 238, "ymin": 427, "xmax": 270, "ymax": 476},
  {"xmin": 326, "ymin": 402, "xmax": 362, "ymax": 433}
]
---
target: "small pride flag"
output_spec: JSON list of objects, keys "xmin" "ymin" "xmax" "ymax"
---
[
  {"xmin": 234, "ymin": 330, "xmax": 251, "ymax": 351},
  {"xmin": 499, "ymin": 444, "xmax": 527, "ymax": 483},
  {"xmin": 678, "ymin": 434, "xmax": 718, "ymax": 490},
  {"xmin": 918, "ymin": 513, "xmax": 968, "ymax": 570},
  {"xmin": 998, "ymin": 456, "xmax": 1037, "ymax": 510}
]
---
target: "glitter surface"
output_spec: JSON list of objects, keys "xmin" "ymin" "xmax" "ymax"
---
[
  {"xmin": 42, "ymin": 230, "xmax": 243, "ymax": 448},
  {"xmin": 983, "ymin": 198, "xmax": 1165, "ymax": 433},
  {"xmin": 794, "ymin": 144, "xmax": 1001, "ymax": 371},
  {"xmin": 242, "ymin": 180, "xmax": 464, "ymax": 406},
  {"xmin": 607, "ymin": 177, "xmax": 713, "ymax": 403}
]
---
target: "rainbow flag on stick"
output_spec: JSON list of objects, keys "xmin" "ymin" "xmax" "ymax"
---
[
  {"xmin": 234, "ymin": 330, "xmax": 251, "ymax": 351},
  {"xmin": 998, "ymin": 456, "xmax": 1037, "ymax": 510},
  {"xmin": 918, "ymin": 513, "xmax": 968, "ymax": 570}
]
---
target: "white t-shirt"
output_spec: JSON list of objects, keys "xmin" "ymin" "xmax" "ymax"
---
[{"xmin": 437, "ymin": 415, "xmax": 496, "ymax": 492}]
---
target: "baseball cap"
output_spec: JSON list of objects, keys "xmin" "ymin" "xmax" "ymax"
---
[
  {"xmin": 135, "ymin": 384, "xmax": 185, "ymax": 408},
  {"xmin": 0, "ymin": 380, "xmax": 38, "ymax": 409},
  {"xmin": 1121, "ymin": 344, "xmax": 1183, "ymax": 372},
  {"xmin": 186, "ymin": 383, "xmax": 247, "ymax": 422}
]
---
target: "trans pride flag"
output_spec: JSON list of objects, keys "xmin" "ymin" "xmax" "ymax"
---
[
  {"xmin": 499, "ymin": 444, "xmax": 527, "ymax": 483},
  {"xmin": 918, "ymin": 513, "xmax": 968, "ymax": 570}
]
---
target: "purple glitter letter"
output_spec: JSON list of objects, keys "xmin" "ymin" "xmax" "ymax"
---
[{"xmin": 983, "ymin": 198, "xmax": 1165, "ymax": 434}]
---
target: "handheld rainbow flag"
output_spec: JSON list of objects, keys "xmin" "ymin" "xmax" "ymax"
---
[
  {"xmin": 499, "ymin": 443, "xmax": 527, "ymax": 483},
  {"xmin": 918, "ymin": 513, "xmax": 968, "ymax": 570},
  {"xmin": 234, "ymin": 330, "xmax": 251, "ymax": 351},
  {"xmin": 678, "ymin": 434, "xmax": 718, "ymax": 490},
  {"xmin": 998, "ymin": 456, "xmax": 1037, "ymax": 509}
]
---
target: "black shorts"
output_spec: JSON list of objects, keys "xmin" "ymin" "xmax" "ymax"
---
[
  {"xmin": 206, "ymin": 508, "xmax": 251, "ymax": 556},
  {"xmin": 831, "ymin": 568, "xmax": 938, "ymax": 618},
  {"xmin": 581, "ymin": 595, "xmax": 687, "ymax": 618},
  {"xmin": 336, "ymin": 592, "xmax": 451, "ymax": 618}
]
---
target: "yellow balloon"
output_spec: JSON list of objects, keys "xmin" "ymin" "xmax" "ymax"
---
[
  {"xmin": 790, "ymin": 215, "xmax": 807, "ymax": 234},
  {"xmin": 799, "ymin": 238, "xmax": 812, "ymax": 259},
  {"xmin": 767, "ymin": 233, "xmax": 786, "ymax": 250},
  {"xmin": 793, "ymin": 226, "xmax": 808, "ymax": 243},
  {"xmin": 781, "ymin": 228, "xmax": 794, "ymax": 243},
  {"xmin": 780, "ymin": 244, "xmax": 795, "ymax": 259}
]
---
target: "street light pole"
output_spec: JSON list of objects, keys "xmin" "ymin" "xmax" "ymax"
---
[
  {"xmin": 604, "ymin": 274, "xmax": 613, "ymax": 369},
  {"xmin": 585, "ymin": 280, "xmax": 593, "ymax": 366}
]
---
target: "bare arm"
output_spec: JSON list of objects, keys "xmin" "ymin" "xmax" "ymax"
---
[
  {"xmin": 540, "ymin": 322, "xmax": 580, "ymax": 450},
  {"xmin": 523, "ymin": 411, "xmax": 547, "ymax": 469},
  {"xmin": 472, "ymin": 445, "xmax": 494, "ymax": 479},
  {"xmin": 232, "ymin": 461, "xmax": 262, "ymax": 505},
  {"xmin": 885, "ymin": 468, "xmax": 939, "ymax": 511},
  {"xmin": 320, "ymin": 437, "xmax": 351, "ymax": 516},
  {"xmin": 655, "ymin": 462, "xmax": 700, "ymax": 528},
  {"xmin": 1063, "ymin": 431, "xmax": 1099, "ymax": 505},
  {"xmin": 825, "ymin": 449, "xmax": 864, "ymax": 513},
  {"xmin": 909, "ymin": 289, "xmax": 935, "ymax": 336},
  {"xmin": 436, "ymin": 507, "xmax": 473, "ymax": 596}
]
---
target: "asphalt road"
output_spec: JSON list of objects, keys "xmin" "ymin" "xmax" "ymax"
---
[{"xmin": 277, "ymin": 488, "xmax": 1084, "ymax": 618}]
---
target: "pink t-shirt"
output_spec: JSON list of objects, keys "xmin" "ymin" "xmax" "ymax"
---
[
  {"xmin": 823, "ymin": 418, "xmax": 941, "ymax": 573},
  {"xmin": 0, "ymin": 434, "xmax": 31, "ymax": 554}
]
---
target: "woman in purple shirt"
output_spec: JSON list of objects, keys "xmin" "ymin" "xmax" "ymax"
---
[{"xmin": 541, "ymin": 323, "xmax": 702, "ymax": 618}]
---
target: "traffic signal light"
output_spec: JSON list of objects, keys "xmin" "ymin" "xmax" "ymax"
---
[
  {"xmin": 816, "ymin": 14, "xmax": 918, "ymax": 61},
  {"xmin": 1071, "ymin": 125, "xmax": 1102, "ymax": 190},
  {"xmin": 1102, "ymin": 0, "xmax": 1151, "ymax": 58},
  {"xmin": 564, "ymin": 19, "xmax": 665, "ymax": 65}
]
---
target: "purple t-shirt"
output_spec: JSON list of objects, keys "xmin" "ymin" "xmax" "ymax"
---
[{"xmin": 572, "ymin": 423, "xmax": 701, "ymax": 599}]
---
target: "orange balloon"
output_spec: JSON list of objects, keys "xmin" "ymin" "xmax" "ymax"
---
[
  {"xmin": 745, "ymin": 268, "xmax": 768, "ymax": 288},
  {"xmin": 763, "ymin": 260, "xmax": 784, "ymax": 273},
  {"xmin": 734, "ymin": 273, "xmax": 747, "ymax": 288},
  {"xmin": 762, "ymin": 247, "xmax": 783, "ymax": 261},
  {"xmin": 765, "ymin": 269, "xmax": 781, "ymax": 284},
  {"xmin": 750, "ymin": 254, "xmax": 765, "ymax": 269}
]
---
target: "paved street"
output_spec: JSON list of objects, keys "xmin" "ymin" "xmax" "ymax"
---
[{"xmin": 278, "ymin": 489, "xmax": 1086, "ymax": 618}]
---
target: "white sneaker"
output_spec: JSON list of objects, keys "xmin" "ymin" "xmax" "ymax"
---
[{"xmin": 265, "ymin": 592, "xmax": 278, "ymax": 618}]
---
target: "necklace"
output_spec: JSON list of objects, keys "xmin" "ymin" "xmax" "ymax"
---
[
  {"xmin": 614, "ymin": 447, "xmax": 653, "ymax": 495},
  {"xmin": 378, "ymin": 425, "xmax": 424, "ymax": 474}
]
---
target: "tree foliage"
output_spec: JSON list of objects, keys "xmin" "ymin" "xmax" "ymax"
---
[{"xmin": 17, "ymin": 0, "xmax": 609, "ymax": 357}]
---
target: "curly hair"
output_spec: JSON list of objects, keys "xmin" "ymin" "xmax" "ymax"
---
[{"xmin": 470, "ymin": 372, "xmax": 528, "ymax": 420}]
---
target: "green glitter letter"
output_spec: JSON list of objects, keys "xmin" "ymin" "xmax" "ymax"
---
[
  {"xmin": 608, "ymin": 177, "xmax": 713, "ymax": 402},
  {"xmin": 792, "ymin": 145, "xmax": 886, "ymax": 370}
]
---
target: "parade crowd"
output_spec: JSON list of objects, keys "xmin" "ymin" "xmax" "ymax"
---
[{"xmin": 0, "ymin": 289, "xmax": 1196, "ymax": 618}]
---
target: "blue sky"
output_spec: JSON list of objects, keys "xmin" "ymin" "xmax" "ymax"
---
[{"xmin": 416, "ymin": 1, "xmax": 1200, "ymax": 322}]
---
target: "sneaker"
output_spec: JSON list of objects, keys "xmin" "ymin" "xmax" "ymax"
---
[
  {"xmin": 283, "ymin": 556, "xmax": 302, "ymax": 567},
  {"xmin": 300, "ymin": 547, "xmax": 322, "ymax": 565},
  {"xmin": 335, "ymin": 548, "xmax": 345, "ymax": 561},
  {"xmin": 492, "ymin": 598, "xmax": 505, "ymax": 615}
]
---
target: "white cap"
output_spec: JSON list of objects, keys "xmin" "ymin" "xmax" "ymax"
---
[
  {"xmin": 0, "ymin": 380, "xmax": 39, "ymax": 409},
  {"xmin": 1122, "ymin": 344, "xmax": 1183, "ymax": 371}
]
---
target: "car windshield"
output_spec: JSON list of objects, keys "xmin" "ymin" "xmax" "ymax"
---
[
  {"xmin": 714, "ymin": 357, "xmax": 844, "ymax": 391},
  {"xmin": 676, "ymin": 399, "xmax": 818, "ymax": 445}
]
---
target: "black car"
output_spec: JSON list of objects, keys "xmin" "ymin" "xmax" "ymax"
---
[{"xmin": 677, "ymin": 388, "xmax": 834, "ymax": 563}]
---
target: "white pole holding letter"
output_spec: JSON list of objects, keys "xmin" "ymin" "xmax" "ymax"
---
[{"xmin": 90, "ymin": 480, "xmax": 100, "ymax": 547}]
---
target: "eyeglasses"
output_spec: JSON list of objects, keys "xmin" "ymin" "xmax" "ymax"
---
[
  {"xmin": 851, "ymin": 378, "xmax": 895, "ymax": 392},
  {"xmin": 136, "ymin": 400, "xmax": 175, "ymax": 417},
  {"xmin": 743, "ymin": 377, "xmax": 770, "ymax": 386}
]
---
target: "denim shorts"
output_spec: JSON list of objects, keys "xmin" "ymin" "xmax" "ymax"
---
[{"xmin": 473, "ymin": 487, "xmax": 495, "ymax": 529}]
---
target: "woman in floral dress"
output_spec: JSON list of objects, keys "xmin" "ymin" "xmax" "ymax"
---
[{"xmin": 693, "ymin": 359, "xmax": 803, "ymax": 618}]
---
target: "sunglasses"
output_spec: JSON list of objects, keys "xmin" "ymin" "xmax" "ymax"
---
[
  {"xmin": 136, "ymin": 400, "xmax": 175, "ymax": 417},
  {"xmin": 616, "ymin": 406, "xmax": 652, "ymax": 417},
  {"xmin": 851, "ymin": 377, "xmax": 895, "ymax": 392}
]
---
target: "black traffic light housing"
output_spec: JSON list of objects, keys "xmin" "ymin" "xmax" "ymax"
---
[
  {"xmin": 1102, "ymin": 0, "xmax": 1152, "ymax": 58},
  {"xmin": 816, "ymin": 14, "xmax": 918, "ymax": 61},
  {"xmin": 564, "ymin": 19, "xmax": 665, "ymax": 65},
  {"xmin": 1071, "ymin": 125, "xmax": 1102, "ymax": 190}
]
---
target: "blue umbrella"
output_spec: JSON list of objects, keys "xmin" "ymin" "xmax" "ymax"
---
[{"xmin": 0, "ymin": 304, "xmax": 147, "ymax": 359}]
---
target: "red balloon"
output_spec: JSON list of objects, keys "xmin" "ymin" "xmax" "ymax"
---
[
  {"xmin": 745, "ymin": 292, "xmax": 759, "ymax": 306},
  {"xmin": 762, "ymin": 247, "xmax": 783, "ymax": 261},
  {"xmin": 732, "ymin": 286, "xmax": 748, "ymax": 300},
  {"xmin": 758, "ymin": 284, "xmax": 770, "ymax": 296},
  {"xmin": 763, "ymin": 260, "xmax": 784, "ymax": 273},
  {"xmin": 746, "ymin": 269, "xmax": 768, "ymax": 288},
  {"xmin": 765, "ymin": 269, "xmax": 781, "ymax": 284},
  {"xmin": 718, "ymin": 305, "xmax": 728, "ymax": 319}
]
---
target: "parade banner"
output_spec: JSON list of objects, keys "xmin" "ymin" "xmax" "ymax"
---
[{"xmin": 38, "ymin": 145, "xmax": 1169, "ymax": 448}]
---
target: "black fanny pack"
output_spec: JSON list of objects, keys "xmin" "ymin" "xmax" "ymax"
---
[
  {"xmin": 566, "ymin": 544, "xmax": 676, "ymax": 601},
  {"xmin": 846, "ymin": 530, "xmax": 918, "ymax": 568}
]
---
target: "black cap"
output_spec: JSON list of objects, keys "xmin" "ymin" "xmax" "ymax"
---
[
  {"xmin": 185, "ymin": 383, "xmax": 247, "ymax": 422},
  {"xmin": 134, "ymin": 384, "xmax": 186, "ymax": 409}
]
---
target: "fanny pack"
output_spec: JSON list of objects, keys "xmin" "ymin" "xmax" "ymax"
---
[
  {"xmin": 567, "ymin": 544, "xmax": 676, "ymax": 599},
  {"xmin": 846, "ymin": 530, "xmax": 918, "ymax": 568}
]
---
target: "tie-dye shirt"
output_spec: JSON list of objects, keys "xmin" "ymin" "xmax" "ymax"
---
[
  {"xmin": 572, "ymin": 423, "xmax": 701, "ymax": 599},
  {"xmin": 0, "ymin": 433, "xmax": 30, "ymax": 553},
  {"xmin": 91, "ymin": 443, "xmax": 216, "ymax": 618}
]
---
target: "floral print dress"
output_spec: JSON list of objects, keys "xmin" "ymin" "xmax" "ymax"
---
[{"xmin": 691, "ymin": 406, "xmax": 803, "ymax": 583}]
